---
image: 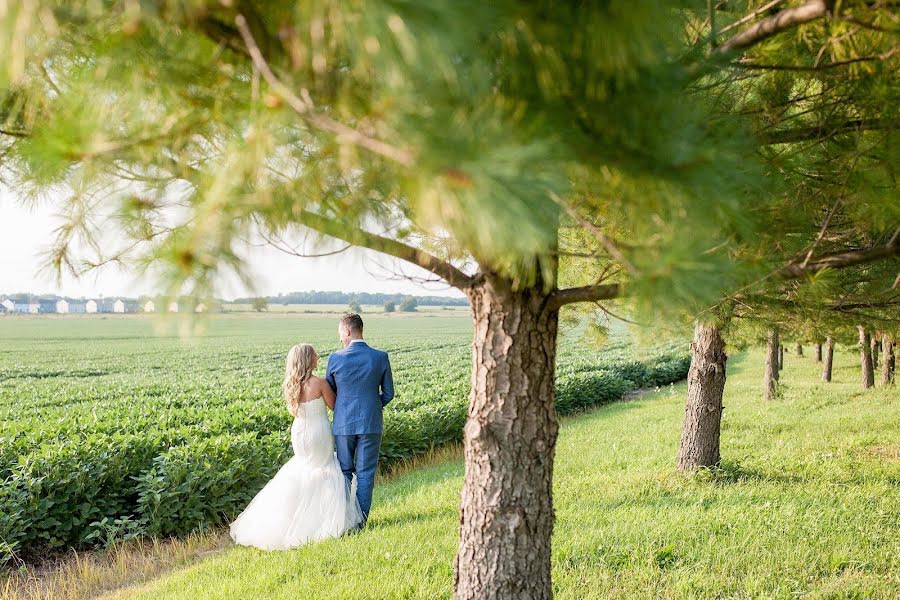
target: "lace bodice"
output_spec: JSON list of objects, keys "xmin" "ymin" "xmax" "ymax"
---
[{"xmin": 290, "ymin": 397, "xmax": 335, "ymax": 465}]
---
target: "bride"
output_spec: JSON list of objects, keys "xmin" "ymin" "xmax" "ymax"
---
[{"xmin": 230, "ymin": 344, "xmax": 363, "ymax": 549}]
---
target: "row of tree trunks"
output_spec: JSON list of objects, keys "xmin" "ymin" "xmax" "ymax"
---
[
  {"xmin": 676, "ymin": 321, "xmax": 727, "ymax": 471},
  {"xmin": 764, "ymin": 327, "xmax": 779, "ymax": 400},
  {"xmin": 858, "ymin": 326, "xmax": 875, "ymax": 389},
  {"xmin": 822, "ymin": 337, "xmax": 834, "ymax": 382}
]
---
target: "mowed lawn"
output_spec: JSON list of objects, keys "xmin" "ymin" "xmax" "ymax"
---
[{"xmin": 106, "ymin": 348, "xmax": 899, "ymax": 599}]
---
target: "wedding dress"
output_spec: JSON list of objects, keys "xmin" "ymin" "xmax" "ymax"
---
[{"xmin": 230, "ymin": 397, "xmax": 363, "ymax": 549}]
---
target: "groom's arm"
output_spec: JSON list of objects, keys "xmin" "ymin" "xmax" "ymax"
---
[
  {"xmin": 325, "ymin": 354, "xmax": 337, "ymax": 393},
  {"xmin": 380, "ymin": 354, "xmax": 394, "ymax": 407}
]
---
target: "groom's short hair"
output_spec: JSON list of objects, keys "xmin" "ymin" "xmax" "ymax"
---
[{"xmin": 341, "ymin": 313, "xmax": 364, "ymax": 335}]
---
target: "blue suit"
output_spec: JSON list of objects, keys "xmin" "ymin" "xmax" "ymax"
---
[{"xmin": 325, "ymin": 340, "xmax": 394, "ymax": 522}]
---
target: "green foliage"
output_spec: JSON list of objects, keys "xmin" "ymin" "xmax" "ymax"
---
[
  {"xmin": 398, "ymin": 298, "xmax": 417, "ymax": 312},
  {"xmin": 349, "ymin": 299, "xmax": 362, "ymax": 314},
  {"xmin": 0, "ymin": 0, "xmax": 771, "ymax": 311},
  {"xmin": 383, "ymin": 301, "xmax": 395, "ymax": 313},
  {"xmin": 250, "ymin": 297, "xmax": 268, "ymax": 312},
  {"xmin": 0, "ymin": 316, "xmax": 687, "ymax": 563}
]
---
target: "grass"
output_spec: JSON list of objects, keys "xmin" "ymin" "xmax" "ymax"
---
[{"xmin": 74, "ymin": 346, "xmax": 899, "ymax": 600}]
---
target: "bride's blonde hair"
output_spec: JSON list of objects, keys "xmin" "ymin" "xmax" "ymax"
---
[{"xmin": 283, "ymin": 344, "xmax": 317, "ymax": 416}]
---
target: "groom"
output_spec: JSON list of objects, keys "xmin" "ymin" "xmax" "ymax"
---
[{"xmin": 326, "ymin": 313, "xmax": 394, "ymax": 526}]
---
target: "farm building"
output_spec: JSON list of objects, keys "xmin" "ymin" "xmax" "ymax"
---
[
  {"xmin": 143, "ymin": 300, "xmax": 155, "ymax": 313},
  {"xmin": 195, "ymin": 303, "xmax": 207, "ymax": 313},
  {"xmin": 98, "ymin": 300, "xmax": 116, "ymax": 313},
  {"xmin": 56, "ymin": 299, "xmax": 69, "ymax": 313},
  {"xmin": 86, "ymin": 300, "xmax": 98, "ymax": 313},
  {"xmin": 67, "ymin": 300, "xmax": 87, "ymax": 313},
  {"xmin": 168, "ymin": 301, "xmax": 179, "ymax": 313},
  {"xmin": 1, "ymin": 298, "xmax": 13, "ymax": 312},
  {"xmin": 113, "ymin": 299, "xmax": 125, "ymax": 313},
  {"xmin": 12, "ymin": 299, "xmax": 39, "ymax": 313},
  {"xmin": 38, "ymin": 299, "xmax": 57, "ymax": 313}
]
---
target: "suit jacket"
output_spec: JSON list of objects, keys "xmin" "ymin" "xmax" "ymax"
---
[{"xmin": 326, "ymin": 341, "xmax": 394, "ymax": 435}]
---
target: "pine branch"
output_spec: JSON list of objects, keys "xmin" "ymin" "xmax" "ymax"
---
[
  {"xmin": 760, "ymin": 119, "xmax": 889, "ymax": 144},
  {"xmin": 295, "ymin": 210, "xmax": 476, "ymax": 289},
  {"xmin": 779, "ymin": 239, "xmax": 900, "ymax": 277},
  {"xmin": 736, "ymin": 46, "xmax": 900, "ymax": 71},
  {"xmin": 548, "ymin": 283, "xmax": 622, "ymax": 310},
  {"xmin": 719, "ymin": 0, "xmax": 787, "ymax": 35},
  {"xmin": 550, "ymin": 193, "xmax": 640, "ymax": 276},
  {"xmin": 717, "ymin": 0, "xmax": 830, "ymax": 53},
  {"xmin": 234, "ymin": 15, "xmax": 414, "ymax": 167}
]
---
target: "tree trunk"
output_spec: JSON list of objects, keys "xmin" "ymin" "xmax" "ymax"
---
[
  {"xmin": 881, "ymin": 335, "xmax": 894, "ymax": 386},
  {"xmin": 676, "ymin": 321, "xmax": 727, "ymax": 470},
  {"xmin": 815, "ymin": 342, "xmax": 822, "ymax": 363},
  {"xmin": 890, "ymin": 339, "xmax": 896, "ymax": 379},
  {"xmin": 455, "ymin": 276, "xmax": 558, "ymax": 600},
  {"xmin": 764, "ymin": 327, "xmax": 779, "ymax": 400},
  {"xmin": 871, "ymin": 333, "xmax": 879, "ymax": 369},
  {"xmin": 858, "ymin": 326, "xmax": 874, "ymax": 389},
  {"xmin": 778, "ymin": 344, "xmax": 784, "ymax": 370},
  {"xmin": 822, "ymin": 337, "xmax": 834, "ymax": 383},
  {"xmin": 795, "ymin": 342, "xmax": 803, "ymax": 357}
]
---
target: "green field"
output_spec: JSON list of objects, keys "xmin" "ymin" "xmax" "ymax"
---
[
  {"xmin": 104, "ymin": 347, "xmax": 900, "ymax": 600},
  {"xmin": 0, "ymin": 313, "xmax": 689, "ymax": 562}
]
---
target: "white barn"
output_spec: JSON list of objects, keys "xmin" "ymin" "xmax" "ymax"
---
[
  {"xmin": 68, "ymin": 300, "xmax": 87, "ymax": 313},
  {"xmin": 168, "ymin": 301, "xmax": 179, "ymax": 313},
  {"xmin": 1, "ymin": 299, "xmax": 13, "ymax": 312},
  {"xmin": 56, "ymin": 299, "xmax": 69, "ymax": 313},
  {"xmin": 113, "ymin": 299, "xmax": 125, "ymax": 313},
  {"xmin": 143, "ymin": 300, "xmax": 155, "ymax": 313},
  {"xmin": 86, "ymin": 300, "xmax": 98, "ymax": 313}
]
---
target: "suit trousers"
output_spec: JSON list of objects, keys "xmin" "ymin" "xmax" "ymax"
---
[{"xmin": 334, "ymin": 433, "xmax": 382, "ymax": 522}]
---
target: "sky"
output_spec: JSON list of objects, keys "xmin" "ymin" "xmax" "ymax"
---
[{"xmin": 0, "ymin": 190, "xmax": 464, "ymax": 300}]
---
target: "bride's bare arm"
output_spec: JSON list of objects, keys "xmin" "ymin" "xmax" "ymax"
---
[{"xmin": 318, "ymin": 377, "xmax": 336, "ymax": 409}]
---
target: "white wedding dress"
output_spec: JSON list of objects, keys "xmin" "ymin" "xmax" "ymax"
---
[{"xmin": 230, "ymin": 397, "xmax": 363, "ymax": 550}]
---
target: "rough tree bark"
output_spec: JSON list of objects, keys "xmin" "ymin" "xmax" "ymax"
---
[
  {"xmin": 676, "ymin": 321, "xmax": 727, "ymax": 470},
  {"xmin": 881, "ymin": 335, "xmax": 895, "ymax": 386},
  {"xmin": 778, "ymin": 344, "xmax": 784, "ymax": 371},
  {"xmin": 859, "ymin": 326, "xmax": 874, "ymax": 389},
  {"xmin": 822, "ymin": 336, "xmax": 834, "ymax": 382},
  {"xmin": 795, "ymin": 342, "xmax": 803, "ymax": 357},
  {"xmin": 455, "ymin": 274, "xmax": 559, "ymax": 600},
  {"xmin": 815, "ymin": 341, "xmax": 822, "ymax": 363},
  {"xmin": 764, "ymin": 327, "xmax": 780, "ymax": 400},
  {"xmin": 871, "ymin": 333, "xmax": 879, "ymax": 369},
  {"xmin": 890, "ymin": 339, "xmax": 896, "ymax": 381}
]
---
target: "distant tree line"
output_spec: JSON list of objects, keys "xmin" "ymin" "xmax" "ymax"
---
[{"xmin": 233, "ymin": 291, "xmax": 468, "ymax": 307}]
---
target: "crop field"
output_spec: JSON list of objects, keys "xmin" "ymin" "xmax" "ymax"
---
[{"xmin": 0, "ymin": 313, "xmax": 689, "ymax": 563}]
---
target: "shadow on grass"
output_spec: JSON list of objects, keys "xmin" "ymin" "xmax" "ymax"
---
[
  {"xmin": 371, "ymin": 505, "xmax": 458, "ymax": 530},
  {"xmin": 704, "ymin": 460, "xmax": 804, "ymax": 485}
]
